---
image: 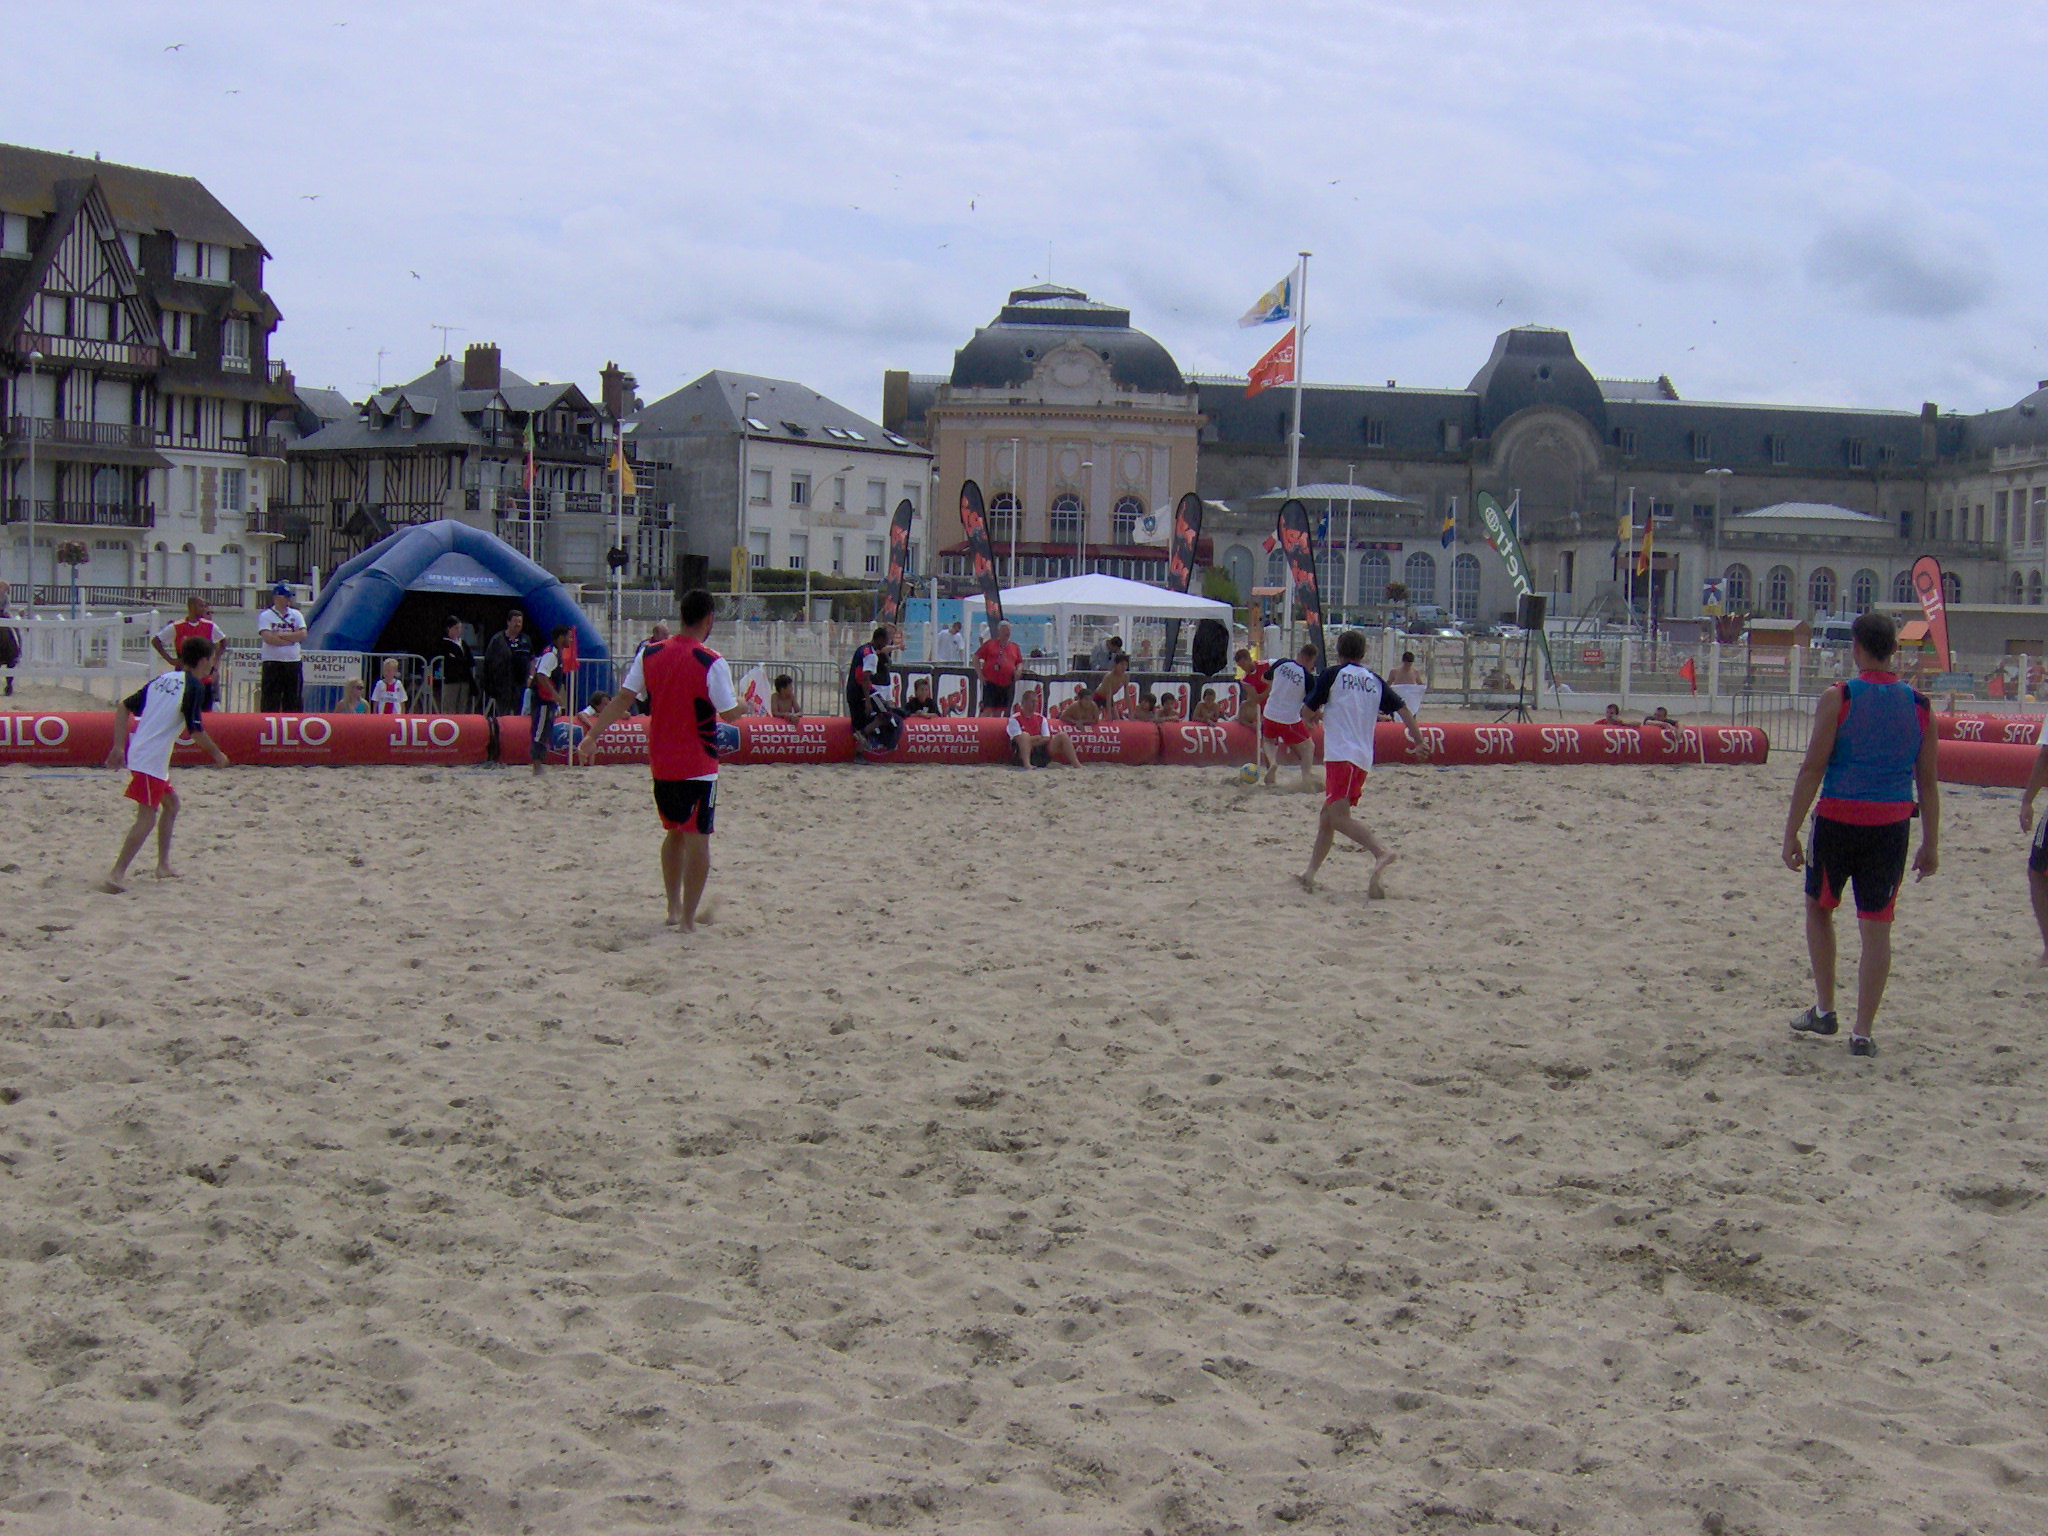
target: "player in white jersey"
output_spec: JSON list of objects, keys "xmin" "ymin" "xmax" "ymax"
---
[
  {"xmin": 1260, "ymin": 642, "xmax": 1321, "ymax": 788},
  {"xmin": 101, "ymin": 635, "xmax": 230, "ymax": 892},
  {"xmin": 1295, "ymin": 628, "xmax": 1427, "ymax": 897}
]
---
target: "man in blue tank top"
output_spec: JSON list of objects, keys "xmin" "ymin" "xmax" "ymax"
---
[{"xmin": 1781, "ymin": 611, "xmax": 1940, "ymax": 1058}]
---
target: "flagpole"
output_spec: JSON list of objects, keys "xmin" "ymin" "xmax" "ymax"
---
[
  {"xmin": 1287, "ymin": 251, "xmax": 1309, "ymax": 498},
  {"xmin": 1625, "ymin": 485, "xmax": 1636, "ymax": 630}
]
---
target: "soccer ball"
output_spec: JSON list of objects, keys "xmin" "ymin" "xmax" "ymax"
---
[{"xmin": 1236, "ymin": 762, "xmax": 1261, "ymax": 785}]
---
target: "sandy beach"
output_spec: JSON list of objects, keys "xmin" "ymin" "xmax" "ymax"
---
[{"xmin": 2, "ymin": 749, "xmax": 2045, "ymax": 1534}]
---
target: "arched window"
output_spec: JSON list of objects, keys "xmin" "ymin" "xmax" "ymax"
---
[
  {"xmin": 1851, "ymin": 569, "xmax": 1878, "ymax": 612},
  {"xmin": 1404, "ymin": 551, "xmax": 1437, "ymax": 606},
  {"xmin": 1223, "ymin": 545, "xmax": 1253, "ymax": 601},
  {"xmin": 1766, "ymin": 565, "xmax": 1794, "ymax": 618},
  {"xmin": 1723, "ymin": 563, "xmax": 1751, "ymax": 611},
  {"xmin": 2030, "ymin": 570, "xmax": 2043, "ymax": 606},
  {"xmin": 2012, "ymin": 571, "xmax": 2027, "ymax": 604},
  {"xmin": 1451, "ymin": 552, "xmax": 1482, "ymax": 621},
  {"xmin": 1808, "ymin": 567, "xmax": 1836, "ymax": 615},
  {"xmin": 988, "ymin": 491, "xmax": 1018, "ymax": 540},
  {"xmin": 1941, "ymin": 571, "xmax": 1962, "ymax": 604},
  {"xmin": 1892, "ymin": 569, "xmax": 1914, "ymax": 603},
  {"xmin": 1266, "ymin": 547, "xmax": 1288, "ymax": 589},
  {"xmin": 1360, "ymin": 549, "xmax": 1391, "ymax": 605},
  {"xmin": 1049, "ymin": 493, "xmax": 1082, "ymax": 542},
  {"xmin": 1316, "ymin": 548, "xmax": 1341, "ymax": 604},
  {"xmin": 1111, "ymin": 494, "xmax": 1143, "ymax": 545}
]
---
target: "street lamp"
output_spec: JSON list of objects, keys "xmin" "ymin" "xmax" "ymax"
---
[
  {"xmin": 1704, "ymin": 467, "xmax": 1733, "ymax": 610},
  {"xmin": 1078, "ymin": 459, "xmax": 1092, "ymax": 577},
  {"xmin": 736, "ymin": 389, "xmax": 760, "ymax": 591},
  {"xmin": 23, "ymin": 349, "xmax": 40, "ymax": 619}
]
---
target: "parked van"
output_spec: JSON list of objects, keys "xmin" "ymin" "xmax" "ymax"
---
[{"xmin": 1813, "ymin": 617, "xmax": 1856, "ymax": 650}]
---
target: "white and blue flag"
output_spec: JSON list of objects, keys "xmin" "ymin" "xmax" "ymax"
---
[{"xmin": 1238, "ymin": 270, "xmax": 1296, "ymax": 328}]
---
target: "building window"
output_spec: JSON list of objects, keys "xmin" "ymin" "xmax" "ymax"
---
[
  {"xmin": 1942, "ymin": 571, "xmax": 1962, "ymax": 604},
  {"xmin": 174, "ymin": 239, "xmax": 229, "ymax": 282},
  {"xmin": 1846, "ymin": 438, "xmax": 1865, "ymax": 469},
  {"xmin": 1266, "ymin": 548, "xmax": 1288, "ymax": 589},
  {"xmin": 1441, "ymin": 420, "xmax": 1460, "ymax": 452},
  {"xmin": 746, "ymin": 529, "xmax": 769, "ymax": 569},
  {"xmin": 1049, "ymin": 493, "xmax": 1082, "ymax": 541},
  {"xmin": 1767, "ymin": 433, "xmax": 1787, "ymax": 466},
  {"xmin": 901, "ymin": 485, "xmax": 920, "ymax": 515},
  {"xmin": 787, "ymin": 532, "xmax": 808, "ymax": 570},
  {"xmin": 866, "ymin": 478, "xmax": 886, "ymax": 514},
  {"xmin": 1996, "ymin": 491, "xmax": 2009, "ymax": 543},
  {"xmin": 0, "ymin": 212, "xmax": 27, "ymax": 255},
  {"xmin": 1808, "ymin": 567, "xmax": 1836, "ymax": 615},
  {"xmin": 1851, "ymin": 569, "xmax": 1878, "ymax": 612},
  {"xmin": 81, "ymin": 301, "xmax": 112, "ymax": 341},
  {"xmin": 2011, "ymin": 572, "xmax": 2026, "ymax": 604},
  {"xmin": 1404, "ymin": 551, "xmax": 1437, "ymax": 606},
  {"xmin": 1723, "ymin": 563, "xmax": 1751, "ymax": 611},
  {"xmin": 1892, "ymin": 569, "xmax": 1914, "ymax": 603},
  {"xmin": 1360, "ymin": 549, "xmax": 1390, "ymax": 603},
  {"xmin": 220, "ymin": 469, "xmax": 245, "ymax": 513},
  {"xmin": 1112, "ymin": 495, "xmax": 1142, "ymax": 544},
  {"xmin": 864, "ymin": 537, "xmax": 883, "ymax": 575},
  {"xmin": 1690, "ymin": 430, "xmax": 1711, "ymax": 462},
  {"xmin": 220, "ymin": 317, "xmax": 250, "ymax": 371},
  {"xmin": 831, "ymin": 534, "xmax": 844, "ymax": 574},
  {"xmin": 747, "ymin": 467, "xmax": 770, "ymax": 505},
  {"xmin": 1766, "ymin": 565, "xmax": 1793, "ymax": 618},
  {"xmin": 2031, "ymin": 570, "xmax": 2043, "ymax": 605},
  {"xmin": 36, "ymin": 293, "xmax": 65, "ymax": 333},
  {"xmin": 988, "ymin": 492, "xmax": 1019, "ymax": 541},
  {"xmin": 1451, "ymin": 552, "xmax": 1481, "ymax": 621},
  {"xmin": 788, "ymin": 473, "xmax": 810, "ymax": 507},
  {"xmin": 1649, "ymin": 499, "xmax": 1675, "ymax": 523},
  {"xmin": 831, "ymin": 475, "xmax": 846, "ymax": 511},
  {"xmin": 1363, "ymin": 417, "xmax": 1384, "ymax": 448},
  {"xmin": 1617, "ymin": 428, "xmax": 1637, "ymax": 457}
]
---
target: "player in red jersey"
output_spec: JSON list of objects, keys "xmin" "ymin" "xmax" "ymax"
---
[{"xmin": 579, "ymin": 589, "xmax": 745, "ymax": 932}]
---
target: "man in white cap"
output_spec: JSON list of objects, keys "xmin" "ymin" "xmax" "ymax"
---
[{"xmin": 257, "ymin": 583, "xmax": 307, "ymax": 712}]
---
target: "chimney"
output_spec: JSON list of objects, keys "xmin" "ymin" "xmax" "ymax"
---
[
  {"xmin": 882, "ymin": 369, "xmax": 909, "ymax": 433},
  {"xmin": 1919, "ymin": 400, "xmax": 1937, "ymax": 461},
  {"xmin": 463, "ymin": 342, "xmax": 501, "ymax": 392},
  {"xmin": 599, "ymin": 361, "xmax": 630, "ymax": 419}
]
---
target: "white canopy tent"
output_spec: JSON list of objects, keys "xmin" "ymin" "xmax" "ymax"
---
[{"xmin": 961, "ymin": 573, "xmax": 1232, "ymax": 667}]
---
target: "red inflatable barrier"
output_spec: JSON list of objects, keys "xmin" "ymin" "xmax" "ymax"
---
[
  {"xmin": 0, "ymin": 711, "xmax": 511, "ymax": 767},
  {"xmin": 1158, "ymin": 720, "xmax": 1258, "ymax": 766},
  {"xmin": 550, "ymin": 716, "xmax": 858, "ymax": 767},
  {"xmin": 874, "ymin": 717, "xmax": 1012, "ymax": 765},
  {"xmin": 1937, "ymin": 713, "xmax": 2043, "ymax": 746},
  {"xmin": 1370, "ymin": 720, "xmax": 1770, "ymax": 766},
  {"xmin": 1937, "ymin": 739, "xmax": 2042, "ymax": 789}
]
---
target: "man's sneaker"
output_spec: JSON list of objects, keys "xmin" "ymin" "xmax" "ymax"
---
[
  {"xmin": 1849, "ymin": 1035, "xmax": 1877, "ymax": 1059},
  {"xmin": 1791, "ymin": 1006, "xmax": 1839, "ymax": 1037}
]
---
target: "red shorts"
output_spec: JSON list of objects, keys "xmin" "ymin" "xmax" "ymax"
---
[
  {"xmin": 1324, "ymin": 760, "xmax": 1368, "ymax": 805},
  {"xmin": 1261, "ymin": 717, "xmax": 1311, "ymax": 746},
  {"xmin": 125, "ymin": 771, "xmax": 174, "ymax": 808}
]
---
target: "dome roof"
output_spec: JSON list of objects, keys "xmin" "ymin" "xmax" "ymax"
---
[
  {"xmin": 949, "ymin": 285, "xmax": 1186, "ymax": 394},
  {"xmin": 1466, "ymin": 326, "xmax": 1608, "ymax": 438},
  {"xmin": 1962, "ymin": 381, "xmax": 2048, "ymax": 452}
]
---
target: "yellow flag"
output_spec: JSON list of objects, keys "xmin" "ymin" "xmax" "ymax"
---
[
  {"xmin": 610, "ymin": 445, "xmax": 638, "ymax": 497},
  {"xmin": 1636, "ymin": 516, "xmax": 1654, "ymax": 577}
]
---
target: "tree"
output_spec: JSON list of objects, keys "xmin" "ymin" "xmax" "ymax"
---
[
  {"xmin": 1384, "ymin": 581, "xmax": 1408, "ymax": 605},
  {"xmin": 1201, "ymin": 566, "xmax": 1240, "ymax": 606}
]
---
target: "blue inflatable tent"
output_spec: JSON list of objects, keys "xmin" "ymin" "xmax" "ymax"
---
[{"xmin": 305, "ymin": 520, "xmax": 609, "ymax": 675}]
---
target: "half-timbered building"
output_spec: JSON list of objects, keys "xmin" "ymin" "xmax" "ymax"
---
[
  {"xmin": 276, "ymin": 344, "xmax": 656, "ymax": 586},
  {"xmin": 0, "ymin": 144, "xmax": 292, "ymax": 603}
]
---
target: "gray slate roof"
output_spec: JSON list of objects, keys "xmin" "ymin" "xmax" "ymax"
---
[
  {"xmin": 1733, "ymin": 502, "xmax": 1891, "ymax": 523},
  {"xmin": 0, "ymin": 143, "xmax": 262, "ymax": 250},
  {"xmin": 291, "ymin": 357, "xmax": 592, "ymax": 454},
  {"xmin": 632, "ymin": 370, "xmax": 923, "ymax": 454},
  {"xmin": 948, "ymin": 285, "xmax": 1185, "ymax": 394}
]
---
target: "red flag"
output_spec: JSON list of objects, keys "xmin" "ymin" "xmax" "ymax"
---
[
  {"xmin": 1679, "ymin": 656, "xmax": 1697, "ymax": 694},
  {"xmin": 561, "ymin": 629, "xmax": 579, "ymax": 673},
  {"xmin": 1245, "ymin": 327, "xmax": 1296, "ymax": 398},
  {"xmin": 1910, "ymin": 555, "xmax": 1951, "ymax": 671}
]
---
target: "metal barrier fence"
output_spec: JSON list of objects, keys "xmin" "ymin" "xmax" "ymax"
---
[{"xmin": 215, "ymin": 646, "xmax": 432, "ymax": 713}]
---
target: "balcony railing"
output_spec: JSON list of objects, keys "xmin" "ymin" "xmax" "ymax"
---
[
  {"xmin": 222, "ymin": 354, "xmax": 251, "ymax": 374},
  {"xmin": 16, "ymin": 331, "xmax": 159, "ymax": 370},
  {"xmin": 70, "ymin": 584, "xmax": 249, "ymax": 610},
  {"xmin": 221, "ymin": 435, "xmax": 290, "ymax": 458},
  {"xmin": 265, "ymin": 359, "xmax": 290, "ymax": 384},
  {"xmin": 1, "ymin": 498, "xmax": 155, "ymax": 528},
  {"xmin": 1, "ymin": 416, "xmax": 157, "ymax": 451},
  {"xmin": 467, "ymin": 486, "xmax": 644, "ymax": 518}
]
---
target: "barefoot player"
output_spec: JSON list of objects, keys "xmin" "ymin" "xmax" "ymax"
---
[
  {"xmin": 578, "ymin": 589, "xmax": 744, "ymax": 933},
  {"xmin": 102, "ymin": 637, "xmax": 230, "ymax": 892},
  {"xmin": 1006, "ymin": 685, "xmax": 1081, "ymax": 768},
  {"xmin": 2021, "ymin": 732, "xmax": 2048, "ymax": 967},
  {"xmin": 1297, "ymin": 630, "xmax": 1427, "ymax": 896},
  {"xmin": 1781, "ymin": 611, "xmax": 1939, "ymax": 1057},
  {"xmin": 1260, "ymin": 642, "xmax": 1320, "ymax": 788}
]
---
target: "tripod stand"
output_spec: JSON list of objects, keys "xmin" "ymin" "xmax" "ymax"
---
[{"xmin": 1494, "ymin": 626, "xmax": 1536, "ymax": 723}]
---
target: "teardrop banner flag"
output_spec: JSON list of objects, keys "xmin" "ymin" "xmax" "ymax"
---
[
  {"xmin": 1161, "ymin": 491, "xmax": 1206, "ymax": 668},
  {"xmin": 1476, "ymin": 490, "xmax": 1561, "ymax": 700},
  {"xmin": 879, "ymin": 497, "xmax": 915, "ymax": 625},
  {"xmin": 1275, "ymin": 497, "xmax": 1327, "ymax": 664},
  {"xmin": 957, "ymin": 479, "xmax": 1004, "ymax": 623},
  {"xmin": 1910, "ymin": 555, "xmax": 1951, "ymax": 671}
]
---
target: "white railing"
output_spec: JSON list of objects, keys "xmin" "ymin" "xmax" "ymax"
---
[{"xmin": 2, "ymin": 610, "xmax": 160, "ymax": 702}]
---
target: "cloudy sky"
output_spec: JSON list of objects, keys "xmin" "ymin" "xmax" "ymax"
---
[{"xmin": 14, "ymin": 1, "xmax": 2044, "ymax": 419}]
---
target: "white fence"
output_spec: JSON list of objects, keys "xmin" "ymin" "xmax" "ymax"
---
[{"xmin": 1, "ymin": 610, "xmax": 160, "ymax": 702}]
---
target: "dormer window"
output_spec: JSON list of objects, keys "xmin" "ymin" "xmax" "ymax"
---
[
  {"xmin": 395, "ymin": 405, "xmax": 415, "ymax": 430},
  {"xmin": 173, "ymin": 239, "xmax": 230, "ymax": 282},
  {"xmin": 1767, "ymin": 433, "xmax": 1788, "ymax": 466},
  {"xmin": 1617, "ymin": 427, "xmax": 1637, "ymax": 457},
  {"xmin": 1846, "ymin": 438, "xmax": 1866, "ymax": 469},
  {"xmin": 1363, "ymin": 417, "xmax": 1384, "ymax": 448},
  {"xmin": 1689, "ymin": 429, "xmax": 1711, "ymax": 462},
  {"xmin": 781, "ymin": 421, "xmax": 808, "ymax": 437}
]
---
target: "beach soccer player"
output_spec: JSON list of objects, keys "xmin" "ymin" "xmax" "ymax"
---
[
  {"xmin": 101, "ymin": 636, "xmax": 230, "ymax": 892},
  {"xmin": 1261, "ymin": 642, "xmax": 1321, "ymax": 788},
  {"xmin": 1296, "ymin": 629, "xmax": 1427, "ymax": 897},
  {"xmin": 976, "ymin": 621, "xmax": 1021, "ymax": 715},
  {"xmin": 2020, "ymin": 732, "xmax": 2048, "ymax": 967},
  {"xmin": 578, "ymin": 589, "xmax": 744, "ymax": 933},
  {"xmin": 1781, "ymin": 610, "xmax": 1939, "ymax": 1058},
  {"xmin": 846, "ymin": 625, "xmax": 895, "ymax": 743},
  {"xmin": 151, "ymin": 596, "xmax": 227, "ymax": 711},
  {"xmin": 1006, "ymin": 685, "xmax": 1080, "ymax": 768}
]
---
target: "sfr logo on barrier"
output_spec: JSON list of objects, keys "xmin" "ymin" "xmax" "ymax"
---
[
  {"xmin": 258, "ymin": 715, "xmax": 333, "ymax": 748},
  {"xmin": 1540, "ymin": 726, "xmax": 1581, "ymax": 755},
  {"xmin": 390, "ymin": 716, "xmax": 461, "ymax": 749},
  {"xmin": 1183, "ymin": 725, "xmax": 1228, "ymax": 756},
  {"xmin": 0, "ymin": 714, "xmax": 70, "ymax": 748},
  {"xmin": 1955, "ymin": 718, "xmax": 1985, "ymax": 740},
  {"xmin": 1474, "ymin": 726, "xmax": 1516, "ymax": 757},
  {"xmin": 1721, "ymin": 728, "xmax": 1762, "ymax": 758},
  {"xmin": 2007, "ymin": 722, "xmax": 2041, "ymax": 744},
  {"xmin": 1418, "ymin": 726, "xmax": 1448, "ymax": 756},
  {"xmin": 1603, "ymin": 727, "xmax": 1642, "ymax": 756}
]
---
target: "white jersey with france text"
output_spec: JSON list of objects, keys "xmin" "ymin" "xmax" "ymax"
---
[
  {"xmin": 1262, "ymin": 658, "xmax": 1311, "ymax": 725},
  {"xmin": 1308, "ymin": 662, "xmax": 1402, "ymax": 769}
]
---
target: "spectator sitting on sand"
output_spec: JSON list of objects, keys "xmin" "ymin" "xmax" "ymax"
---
[
  {"xmin": 770, "ymin": 675, "xmax": 802, "ymax": 720},
  {"xmin": 1191, "ymin": 688, "xmax": 1223, "ymax": 723}
]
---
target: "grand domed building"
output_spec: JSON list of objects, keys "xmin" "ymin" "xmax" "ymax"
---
[{"xmin": 884, "ymin": 285, "xmax": 1203, "ymax": 584}]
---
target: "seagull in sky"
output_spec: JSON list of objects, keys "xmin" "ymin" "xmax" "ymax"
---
[
  {"xmin": 164, "ymin": 42, "xmax": 187, "ymax": 51},
  {"xmin": 410, "ymin": 271, "xmax": 421, "ymax": 280},
  {"xmin": 224, "ymin": 88, "xmax": 240, "ymax": 94},
  {"xmin": 969, "ymin": 197, "xmax": 977, "ymax": 211},
  {"xmin": 300, "ymin": 194, "xmax": 319, "ymax": 200}
]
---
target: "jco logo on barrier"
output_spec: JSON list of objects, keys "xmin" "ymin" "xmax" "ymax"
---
[
  {"xmin": 0, "ymin": 714, "xmax": 70, "ymax": 748},
  {"xmin": 257, "ymin": 715, "xmax": 333, "ymax": 748},
  {"xmin": 390, "ymin": 717, "xmax": 462, "ymax": 749},
  {"xmin": 1474, "ymin": 726, "xmax": 1517, "ymax": 757},
  {"xmin": 1540, "ymin": 726, "xmax": 1582, "ymax": 755}
]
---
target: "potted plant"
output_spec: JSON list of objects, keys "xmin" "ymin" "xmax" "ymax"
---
[{"xmin": 55, "ymin": 540, "xmax": 89, "ymax": 615}]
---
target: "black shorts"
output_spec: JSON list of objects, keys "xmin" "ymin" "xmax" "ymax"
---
[
  {"xmin": 2030, "ymin": 817, "xmax": 2048, "ymax": 876},
  {"xmin": 652, "ymin": 777, "xmax": 717, "ymax": 834},
  {"xmin": 981, "ymin": 680, "xmax": 1014, "ymax": 711},
  {"xmin": 1027, "ymin": 741, "xmax": 1050, "ymax": 768},
  {"xmin": 1805, "ymin": 815, "xmax": 1910, "ymax": 923}
]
